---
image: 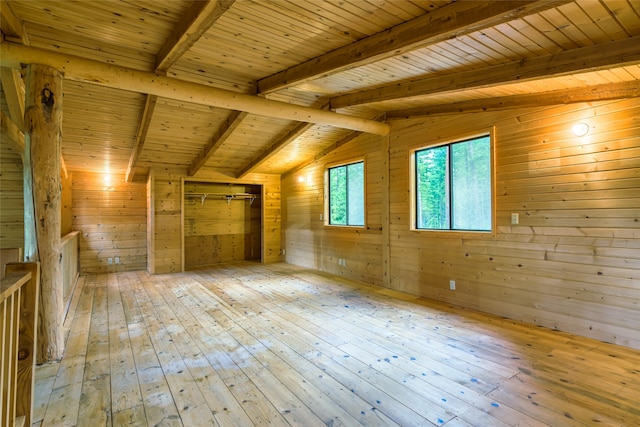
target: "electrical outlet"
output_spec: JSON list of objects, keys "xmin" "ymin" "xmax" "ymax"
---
[
  {"xmin": 281, "ymin": 249, "xmax": 286, "ymax": 255},
  {"xmin": 511, "ymin": 213, "xmax": 519, "ymax": 225},
  {"xmin": 108, "ymin": 257, "xmax": 113, "ymax": 265},
  {"xmin": 319, "ymin": 214, "xmax": 323, "ymax": 221},
  {"xmin": 115, "ymin": 256, "xmax": 120, "ymax": 264},
  {"xmin": 449, "ymin": 280, "xmax": 456, "ymax": 290}
]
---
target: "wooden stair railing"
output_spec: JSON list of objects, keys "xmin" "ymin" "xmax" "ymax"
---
[{"xmin": 1, "ymin": 262, "xmax": 40, "ymax": 427}]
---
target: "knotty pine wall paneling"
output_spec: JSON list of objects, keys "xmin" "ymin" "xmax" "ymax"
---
[
  {"xmin": 148, "ymin": 170, "xmax": 281, "ymax": 273},
  {"xmin": 72, "ymin": 171, "xmax": 147, "ymax": 274},
  {"xmin": 186, "ymin": 171, "xmax": 282, "ymax": 264},
  {"xmin": 0, "ymin": 144, "xmax": 23, "ymax": 250},
  {"xmin": 282, "ymin": 99, "xmax": 640, "ymax": 350},
  {"xmin": 283, "ymin": 132, "xmax": 386, "ymax": 285},
  {"xmin": 183, "ymin": 182, "xmax": 261, "ymax": 268},
  {"xmin": 148, "ymin": 169, "xmax": 183, "ymax": 274}
]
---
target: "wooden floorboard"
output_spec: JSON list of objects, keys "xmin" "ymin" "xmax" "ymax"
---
[{"xmin": 33, "ymin": 262, "xmax": 640, "ymax": 426}]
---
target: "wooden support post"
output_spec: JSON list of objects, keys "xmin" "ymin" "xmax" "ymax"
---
[{"xmin": 24, "ymin": 64, "xmax": 64, "ymax": 363}]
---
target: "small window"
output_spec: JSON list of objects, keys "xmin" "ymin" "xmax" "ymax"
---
[
  {"xmin": 414, "ymin": 134, "xmax": 492, "ymax": 231},
  {"xmin": 327, "ymin": 161, "xmax": 365, "ymax": 226}
]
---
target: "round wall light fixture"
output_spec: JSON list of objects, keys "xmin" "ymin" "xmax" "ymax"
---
[{"xmin": 572, "ymin": 123, "xmax": 589, "ymax": 137}]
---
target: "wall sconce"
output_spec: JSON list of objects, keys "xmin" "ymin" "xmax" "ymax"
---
[
  {"xmin": 298, "ymin": 176, "xmax": 307, "ymax": 183},
  {"xmin": 103, "ymin": 174, "xmax": 115, "ymax": 191},
  {"xmin": 572, "ymin": 123, "xmax": 589, "ymax": 137}
]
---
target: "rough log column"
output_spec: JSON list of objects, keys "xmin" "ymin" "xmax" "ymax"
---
[{"xmin": 24, "ymin": 64, "xmax": 64, "ymax": 362}]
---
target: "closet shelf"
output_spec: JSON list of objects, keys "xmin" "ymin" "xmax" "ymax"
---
[{"xmin": 185, "ymin": 192, "xmax": 259, "ymax": 205}]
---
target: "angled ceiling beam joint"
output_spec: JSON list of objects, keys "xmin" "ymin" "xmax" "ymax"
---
[
  {"xmin": 126, "ymin": 94, "xmax": 158, "ymax": 182},
  {"xmin": 282, "ymin": 113, "xmax": 386, "ymax": 180},
  {"xmin": 188, "ymin": 110, "xmax": 248, "ymax": 176},
  {"xmin": 236, "ymin": 121, "xmax": 316, "ymax": 179},
  {"xmin": 1, "ymin": 66, "xmax": 25, "ymax": 130},
  {"xmin": 0, "ymin": 0, "xmax": 29, "ymax": 44},
  {"xmin": 1, "ymin": 109, "xmax": 24, "ymax": 154}
]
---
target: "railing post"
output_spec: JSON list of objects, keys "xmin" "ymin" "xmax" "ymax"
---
[{"xmin": 5, "ymin": 262, "xmax": 40, "ymax": 427}]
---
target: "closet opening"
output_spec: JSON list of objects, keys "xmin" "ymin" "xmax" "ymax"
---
[{"xmin": 183, "ymin": 181, "xmax": 262, "ymax": 270}]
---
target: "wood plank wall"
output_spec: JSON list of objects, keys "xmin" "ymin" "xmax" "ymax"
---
[
  {"xmin": 147, "ymin": 169, "xmax": 182, "ymax": 274},
  {"xmin": 148, "ymin": 169, "xmax": 281, "ymax": 274},
  {"xmin": 283, "ymin": 132, "xmax": 386, "ymax": 285},
  {"xmin": 0, "ymin": 145, "xmax": 24, "ymax": 250},
  {"xmin": 184, "ymin": 182, "xmax": 261, "ymax": 268},
  {"xmin": 282, "ymin": 99, "xmax": 640, "ymax": 350},
  {"xmin": 72, "ymin": 171, "xmax": 147, "ymax": 274},
  {"xmin": 189, "ymin": 172, "xmax": 282, "ymax": 265}
]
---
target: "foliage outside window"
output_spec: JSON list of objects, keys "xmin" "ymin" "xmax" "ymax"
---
[
  {"xmin": 328, "ymin": 161, "xmax": 365, "ymax": 226},
  {"xmin": 414, "ymin": 134, "xmax": 492, "ymax": 231}
]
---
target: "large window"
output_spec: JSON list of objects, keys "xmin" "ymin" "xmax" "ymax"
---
[
  {"xmin": 414, "ymin": 134, "xmax": 492, "ymax": 231},
  {"xmin": 327, "ymin": 161, "xmax": 365, "ymax": 226}
]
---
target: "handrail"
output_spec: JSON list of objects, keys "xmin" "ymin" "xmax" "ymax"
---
[
  {"xmin": 1, "ymin": 262, "xmax": 39, "ymax": 427},
  {"xmin": 61, "ymin": 231, "xmax": 80, "ymax": 318}
]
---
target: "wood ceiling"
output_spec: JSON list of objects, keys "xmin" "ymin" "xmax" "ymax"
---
[{"xmin": 1, "ymin": 0, "xmax": 639, "ymax": 181}]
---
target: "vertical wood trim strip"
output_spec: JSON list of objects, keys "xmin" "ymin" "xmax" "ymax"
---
[{"xmin": 382, "ymin": 134, "xmax": 391, "ymax": 288}]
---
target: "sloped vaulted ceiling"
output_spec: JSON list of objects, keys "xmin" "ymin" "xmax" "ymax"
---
[{"xmin": 1, "ymin": 0, "xmax": 639, "ymax": 181}]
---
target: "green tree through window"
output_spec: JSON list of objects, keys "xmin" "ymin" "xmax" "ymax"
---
[
  {"xmin": 415, "ymin": 135, "xmax": 491, "ymax": 231},
  {"xmin": 328, "ymin": 161, "xmax": 364, "ymax": 226}
]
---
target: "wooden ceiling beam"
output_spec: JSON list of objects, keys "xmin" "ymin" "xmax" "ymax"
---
[
  {"xmin": 257, "ymin": 0, "xmax": 571, "ymax": 94},
  {"xmin": 282, "ymin": 113, "xmax": 386, "ymax": 180},
  {"xmin": 1, "ymin": 0, "xmax": 27, "ymax": 130},
  {"xmin": 0, "ymin": 42, "xmax": 389, "ymax": 136},
  {"xmin": 1, "ymin": 109, "xmax": 24, "ymax": 154},
  {"xmin": 189, "ymin": 110, "xmax": 248, "ymax": 176},
  {"xmin": 1, "ymin": 66, "xmax": 25, "ymax": 130},
  {"xmin": 236, "ymin": 121, "xmax": 316, "ymax": 179},
  {"xmin": 125, "ymin": 94, "xmax": 157, "ymax": 182},
  {"xmin": 332, "ymin": 36, "xmax": 640, "ymax": 109},
  {"xmin": 0, "ymin": 0, "xmax": 29, "ymax": 44},
  {"xmin": 386, "ymin": 81, "xmax": 640, "ymax": 119},
  {"xmin": 156, "ymin": 0, "xmax": 235, "ymax": 72},
  {"xmin": 1, "ymin": 0, "xmax": 71, "ymax": 177},
  {"xmin": 128, "ymin": 1, "xmax": 234, "ymax": 180}
]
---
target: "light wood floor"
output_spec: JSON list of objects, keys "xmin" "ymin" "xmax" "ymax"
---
[{"xmin": 33, "ymin": 262, "xmax": 639, "ymax": 426}]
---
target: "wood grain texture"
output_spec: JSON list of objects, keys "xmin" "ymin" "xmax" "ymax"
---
[
  {"xmin": 2, "ymin": 263, "xmax": 39, "ymax": 427},
  {"xmin": 33, "ymin": 263, "xmax": 640, "ymax": 426},
  {"xmin": 283, "ymin": 98, "xmax": 640, "ymax": 350},
  {"xmin": 184, "ymin": 181, "xmax": 261, "ymax": 268},
  {"xmin": 0, "ymin": 143, "xmax": 24, "ymax": 251},
  {"xmin": 72, "ymin": 172, "xmax": 147, "ymax": 274},
  {"xmin": 24, "ymin": 64, "xmax": 64, "ymax": 363}
]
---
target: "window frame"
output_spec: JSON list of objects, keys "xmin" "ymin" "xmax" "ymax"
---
[
  {"xmin": 324, "ymin": 158, "xmax": 366, "ymax": 229},
  {"xmin": 409, "ymin": 128, "xmax": 496, "ymax": 237}
]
